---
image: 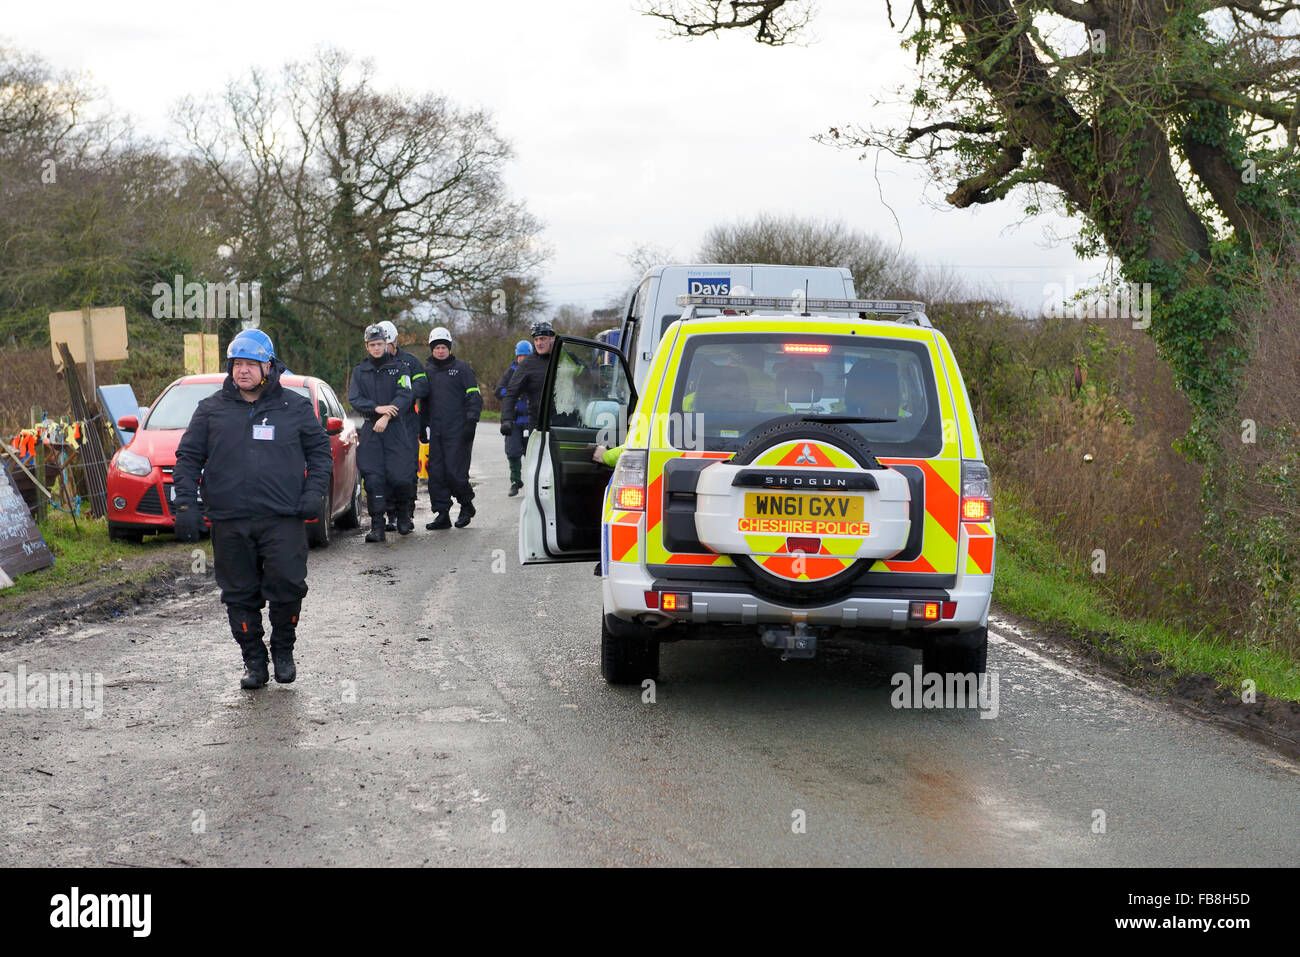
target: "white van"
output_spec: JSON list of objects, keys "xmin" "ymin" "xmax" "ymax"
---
[{"xmin": 619, "ymin": 264, "xmax": 856, "ymax": 390}]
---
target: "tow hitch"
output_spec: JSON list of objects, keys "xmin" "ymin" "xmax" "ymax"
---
[{"xmin": 761, "ymin": 622, "xmax": 819, "ymax": 660}]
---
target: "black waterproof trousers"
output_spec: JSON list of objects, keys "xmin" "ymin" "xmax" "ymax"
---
[{"xmin": 427, "ymin": 428, "xmax": 474, "ymax": 514}]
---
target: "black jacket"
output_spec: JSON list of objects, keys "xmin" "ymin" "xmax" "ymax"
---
[
  {"xmin": 349, "ymin": 353, "xmax": 416, "ymax": 468},
  {"xmin": 392, "ymin": 347, "xmax": 429, "ymax": 441},
  {"xmin": 494, "ymin": 360, "xmax": 531, "ymax": 427},
  {"xmin": 173, "ymin": 361, "xmax": 332, "ymax": 521},
  {"xmin": 348, "ymin": 353, "xmax": 414, "ymax": 422},
  {"xmin": 423, "ymin": 354, "xmax": 482, "ymax": 437},
  {"xmin": 501, "ymin": 351, "xmax": 548, "ymax": 431}
]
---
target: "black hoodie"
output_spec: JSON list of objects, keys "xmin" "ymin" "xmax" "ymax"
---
[{"xmin": 173, "ymin": 358, "xmax": 333, "ymax": 521}]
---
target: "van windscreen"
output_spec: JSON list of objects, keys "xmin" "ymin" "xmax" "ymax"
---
[{"xmin": 668, "ymin": 334, "xmax": 943, "ymax": 457}]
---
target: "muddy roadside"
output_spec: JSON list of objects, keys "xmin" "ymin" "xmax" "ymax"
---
[
  {"xmin": 993, "ymin": 606, "xmax": 1300, "ymax": 762},
  {"xmin": 0, "ymin": 550, "xmax": 214, "ymax": 645}
]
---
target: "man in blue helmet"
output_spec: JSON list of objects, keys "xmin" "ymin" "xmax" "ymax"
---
[
  {"xmin": 494, "ymin": 338, "xmax": 532, "ymax": 495},
  {"xmin": 172, "ymin": 329, "xmax": 332, "ymax": 690},
  {"xmin": 349, "ymin": 323, "xmax": 415, "ymax": 541}
]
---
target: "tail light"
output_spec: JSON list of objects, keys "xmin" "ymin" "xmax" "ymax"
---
[
  {"xmin": 960, "ymin": 460, "xmax": 992, "ymax": 522},
  {"xmin": 612, "ymin": 449, "xmax": 647, "ymax": 511}
]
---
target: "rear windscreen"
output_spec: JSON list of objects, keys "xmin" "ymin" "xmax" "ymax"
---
[{"xmin": 668, "ymin": 334, "xmax": 943, "ymax": 457}]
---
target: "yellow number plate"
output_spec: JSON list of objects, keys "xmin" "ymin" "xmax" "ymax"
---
[{"xmin": 739, "ymin": 493, "xmax": 869, "ymax": 536}]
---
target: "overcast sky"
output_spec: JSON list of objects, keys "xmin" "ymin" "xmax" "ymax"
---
[{"xmin": 8, "ymin": 0, "xmax": 1108, "ymax": 316}]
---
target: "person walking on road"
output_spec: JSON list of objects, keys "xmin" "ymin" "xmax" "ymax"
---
[
  {"xmin": 349, "ymin": 324, "xmax": 415, "ymax": 542},
  {"xmin": 378, "ymin": 320, "xmax": 428, "ymax": 531},
  {"xmin": 172, "ymin": 330, "xmax": 332, "ymax": 690},
  {"xmin": 423, "ymin": 326, "xmax": 482, "ymax": 529},
  {"xmin": 494, "ymin": 339, "xmax": 533, "ymax": 496}
]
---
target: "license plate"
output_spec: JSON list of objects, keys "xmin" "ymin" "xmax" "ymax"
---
[
  {"xmin": 166, "ymin": 483, "xmax": 201, "ymax": 504},
  {"xmin": 740, "ymin": 492, "xmax": 869, "ymax": 536}
]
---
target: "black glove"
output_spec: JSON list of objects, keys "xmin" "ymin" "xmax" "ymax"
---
[
  {"xmin": 499, "ymin": 421, "xmax": 512, "ymax": 436},
  {"xmin": 173, "ymin": 504, "xmax": 203, "ymax": 542},
  {"xmin": 463, "ymin": 421, "xmax": 477, "ymax": 444},
  {"xmin": 299, "ymin": 491, "xmax": 321, "ymax": 519}
]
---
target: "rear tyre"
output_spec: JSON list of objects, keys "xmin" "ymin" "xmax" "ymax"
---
[
  {"xmin": 335, "ymin": 478, "xmax": 363, "ymax": 530},
  {"xmin": 601, "ymin": 615, "xmax": 660, "ymax": 685},
  {"xmin": 922, "ymin": 626, "xmax": 988, "ymax": 676},
  {"xmin": 729, "ymin": 417, "xmax": 883, "ymax": 602},
  {"xmin": 306, "ymin": 493, "xmax": 331, "ymax": 548}
]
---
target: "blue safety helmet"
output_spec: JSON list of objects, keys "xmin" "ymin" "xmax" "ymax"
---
[
  {"xmin": 227, "ymin": 329, "xmax": 275, "ymax": 363},
  {"xmin": 515, "ymin": 340, "xmax": 532, "ymax": 356}
]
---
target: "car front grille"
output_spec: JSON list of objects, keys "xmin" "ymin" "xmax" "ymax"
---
[{"xmin": 137, "ymin": 485, "xmax": 164, "ymax": 516}]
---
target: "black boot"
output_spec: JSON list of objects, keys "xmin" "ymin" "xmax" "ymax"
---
[
  {"xmin": 384, "ymin": 515, "xmax": 397, "ymax": 532},
  {"xmin": 228, "ymin": 605, "xmax": 268, "ymax": 690},
  {"xmin": 393, "ymin": 485, "xmax": 414, "ymax": 535},
  {"xmin": 508, "ymin": 457, "xmax": 522, "ymax": 496},
  {"xmin": 426, "ymin": 511, "xmax": 451, "ymax": 530},
  {"xmin": 268, "ymin": 601, "xmax": 299, "ymax": 684},
  {"xmin": 364, "ymin": 493, "xmax": 387, "ymax": 542},
  {"xmin": 454, "ymin": 500, "xmax": 476, "ymax": 528}
]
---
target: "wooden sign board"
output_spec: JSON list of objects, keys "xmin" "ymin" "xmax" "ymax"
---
[
  {"xmin": 0, "ymin": 460, "xmax": 54, "ymax": 582},
  {"xmin": 49, "ymin": 307, "xmax": 129, "ymax": 367},
  {"xmin": 184, "ymin": 333, "xmax": 222, "ymax": 374}
]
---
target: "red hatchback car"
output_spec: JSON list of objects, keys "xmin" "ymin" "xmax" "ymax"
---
[{"xmin": 106, "ymin": 373, "xmax": 362, "ymax": 547}]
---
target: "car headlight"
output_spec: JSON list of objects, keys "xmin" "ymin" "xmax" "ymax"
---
[{"xmin": 116, "ymin": 450, "xmax": 152, "ymax": 476}]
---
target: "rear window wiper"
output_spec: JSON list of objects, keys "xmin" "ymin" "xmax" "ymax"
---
[{"xmin": 800, "ymin": 414, "xmax": 897, "ymax": 424}]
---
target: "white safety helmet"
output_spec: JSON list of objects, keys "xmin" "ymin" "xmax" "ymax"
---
[
  {"xmin": 427, "ymin": 326, "xmax": 453, "ymax": 349},
  {"xmin": 378, "ymin": 320, "xmax": 398, "ymax": 344}
]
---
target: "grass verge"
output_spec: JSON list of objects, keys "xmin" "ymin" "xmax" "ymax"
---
[
  {"xmin": 994, "ymin": 487, "xmax": 1300, "ymax": 702},
  {"xmin": 0, "ymin": 509, "xmax": 200, "ymax": 614}
]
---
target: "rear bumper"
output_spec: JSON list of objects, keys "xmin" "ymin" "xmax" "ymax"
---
[{"xmin": 604, "ymin": 558, "xmax": 991, "ymax": 632}]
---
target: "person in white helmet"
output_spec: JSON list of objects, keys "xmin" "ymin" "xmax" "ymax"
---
[
  {"xmin": 422, "ymin": 326, "xmax": 482, "ymax": 528},
  {"xmin": 378, "ymin": 320, "xmax": 428, "ymax": 532},
  {"xmin": 349, "ymin": 324, "xmax": 415, "ymax": 541}
]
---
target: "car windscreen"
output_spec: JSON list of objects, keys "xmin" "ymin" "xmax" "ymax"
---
[
  {"xmin": 667, "ymin": 333, "xmax": 943, "ymax": 458},
  {"xmin": 144, "ymin": 383, "xmax": 223, "ymax": 430},
  {"xmin": 145, "ymin": 382, "xmax": 314, "ymax": 429}
]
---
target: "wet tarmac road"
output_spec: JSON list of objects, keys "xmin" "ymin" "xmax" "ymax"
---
[{"xmin": 2, "ymin": 435, "xmax": 1297, "ymax": 866}]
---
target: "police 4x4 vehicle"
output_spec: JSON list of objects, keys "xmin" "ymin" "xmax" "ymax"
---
[{"xmin": 519, "ymin": 294, "xmax": 994, "ymax": 684}]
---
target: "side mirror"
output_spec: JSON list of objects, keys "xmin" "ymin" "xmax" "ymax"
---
[
  {"xmin": 118, "ymin": 415, "xmax": 139, "ymax": 432},
  {"xmin": 325, "ymin": 416, "xmax": 344, "ymax": 435}
]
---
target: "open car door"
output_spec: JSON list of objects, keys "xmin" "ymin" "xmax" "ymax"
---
[{"xmin": 519, "ymin": 336, "xmax": 636, "ymax": 564}]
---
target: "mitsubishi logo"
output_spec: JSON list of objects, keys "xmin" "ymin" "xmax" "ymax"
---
[{"xmin": 795, "ymin": 444, "xmax": 816, "ymax": 464}]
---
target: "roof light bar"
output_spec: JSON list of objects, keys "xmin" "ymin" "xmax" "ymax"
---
[{"xmin": 675, "ymin": 294, "xmax": 926, "ymax": 315}]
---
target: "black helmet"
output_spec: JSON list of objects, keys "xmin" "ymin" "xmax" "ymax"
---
[
  {"xmin": 530, "ymin": 320, "xmax": 555, "ymax": 338},
  {"xmin": 364, "ymin": 323, "xmax": 387, "ymax": 342}
]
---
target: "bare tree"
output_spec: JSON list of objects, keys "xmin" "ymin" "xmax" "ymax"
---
[
  {"xmin": 177, "ymin": 49, "xmax": 548, "ymax": 376},
  {"xmin": 697, "ymin": 212, "xmax": 920, "ymax": 297}
]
